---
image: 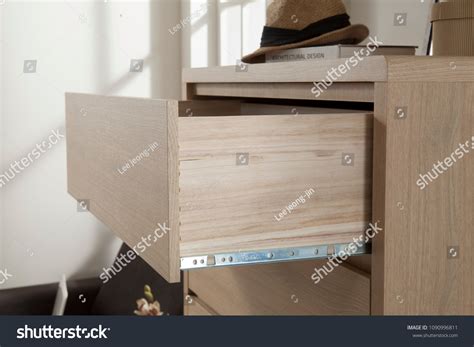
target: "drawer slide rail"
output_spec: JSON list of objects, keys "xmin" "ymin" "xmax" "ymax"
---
[{"xmin": 180, "ymin": 243, "xmax": 370, "ymax": 270}]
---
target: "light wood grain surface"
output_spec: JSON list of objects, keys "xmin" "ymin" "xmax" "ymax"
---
[
  {"xmin": 184, "ymin": 295, "xmax": 217, "ymax": 316},
  {"xmin": 386, "ymin": 56, "xmax": 474, "ymax": 82},
  {"xmin": 371, "ymin": 83, "xmax": 388, "ymax": 314},
  {"xmin": 187, "ymin": 260, "xmax": 370, "ymax": 315},
  {"xmin": 179, "ymin": 112, "xmax": 373, "ymax": 256},
  {"xmin": 183, "ymin": 56, "xmax": 388, "ymax": 83},
  {"xmin": 346, "ymin": 254, "xmax": 372, "ymax": 274},
  {"xmin": 373, "ymin": 82, "xmax": 474, "ymax": 315},
  {"xmin": 66, "ymin": 93, "xmax": 180, "ymax": 283},
  {"xmin": 183, "ymin": 57, "xmax": 474, "ymax": 84},
  {"xmin": 192, "ymin": 82, "xmax": 374, "ymax": 103}
]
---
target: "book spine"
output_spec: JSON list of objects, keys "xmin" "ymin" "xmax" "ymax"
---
[{"xmin": 266, "ymin": 51, "xmax": 338, "ymax": 63}]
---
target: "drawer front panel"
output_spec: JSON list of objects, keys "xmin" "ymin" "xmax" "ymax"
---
[
  {"xmin": 188, "ymin": 260, "xmax": 370, "ymax": 315},
  {"xmin": 66, "ymin": 93, "xmax": 180, "ymax": 283},
  {"xmin": 179, "ymin": 113, "xmax": 373, "ymax": 257}
]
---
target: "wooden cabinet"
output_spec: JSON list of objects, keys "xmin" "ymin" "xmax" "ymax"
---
[{"xmin": 66, "ymin": 56, "xmax": 474, "ymax": 315}]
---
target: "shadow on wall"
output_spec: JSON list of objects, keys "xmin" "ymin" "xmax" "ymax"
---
[
  {"xmin": 68, "ymin": 0, "xmax": 182, "ymax": 279},
  {"xmin": 0, "ymin": 0, "xmax": 183, "ymax": 290},
  {"xmin": 88, "ymin": 0, "xmax": 182, "ymax": 98},
  {"xmin": 66, "ymin": 1, "xmax": 183, "ymax": 279},
  {"xmin": 150, "ymin": 0, "xmax": 182, "ymax": 99}
]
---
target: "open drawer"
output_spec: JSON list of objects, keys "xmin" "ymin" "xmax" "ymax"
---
[{"xmin": 66, "ymin": 93, "xmax": 373, "ymax": 283}]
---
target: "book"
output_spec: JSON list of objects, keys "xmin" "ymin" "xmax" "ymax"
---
[{"xmin": 265, "ymin": 45, "xmax": 417, "ymax": 63}]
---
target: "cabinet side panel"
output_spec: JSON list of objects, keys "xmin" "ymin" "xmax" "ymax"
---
[{"xmin": 380, "ymin": 83, "xmax": 473, "ymax": 314}]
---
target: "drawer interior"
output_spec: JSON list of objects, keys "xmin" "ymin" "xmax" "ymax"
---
[
  {"xmin": 179, "ymin": 106, "xmax": 373, "ymax": 259},
  {"xmin": 66, "ymin": 94, "xmax": 372, "ymax": 283}
]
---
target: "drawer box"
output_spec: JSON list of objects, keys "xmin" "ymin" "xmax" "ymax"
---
[{"xmin": 66, "ymin": 93, "xmax": 373, "ymax": 283}]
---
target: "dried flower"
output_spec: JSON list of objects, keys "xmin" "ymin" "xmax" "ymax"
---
[{"xmin": 134, "ymin": 285, "xmax": 164, "ymax": 316}]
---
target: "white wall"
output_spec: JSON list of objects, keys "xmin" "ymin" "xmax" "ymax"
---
[
  {"xmin": 181, "ymin": 0, "xmax": 267, "ymax": 68},
  {"xmin": 1, "ymin": 0, "xmax": 181, "ymax": 289},
  {"xmin": 0, "ymin": 3, "xmax": 4, "ymax": 272},
  {"xmin": 349, "ymin": 0, "xmax": 432, "ymax": 54}
]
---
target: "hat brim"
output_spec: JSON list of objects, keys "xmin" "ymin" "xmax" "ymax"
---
[{"xmin": 241, "ymin": 24, "xmax": 369, "ymax": 64}]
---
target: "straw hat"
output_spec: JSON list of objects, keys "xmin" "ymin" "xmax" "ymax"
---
[{"xmin": 242, "ymin": 0, "xmax": 369, "ymax": 64}]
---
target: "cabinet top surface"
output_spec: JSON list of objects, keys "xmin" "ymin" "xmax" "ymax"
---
[{"xmin": 183, "ymin": 56, "xmax": 474, "ymax": 84}]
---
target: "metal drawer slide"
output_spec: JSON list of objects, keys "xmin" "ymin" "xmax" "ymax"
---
[{"xmin": 181, "ymin": 243, "xmax": 371, "ymax": 270}]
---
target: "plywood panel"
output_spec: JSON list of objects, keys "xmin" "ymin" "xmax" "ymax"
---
[{"xmin": 179, "ymin": 113, "xmax": 373, "ymax": 256}]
